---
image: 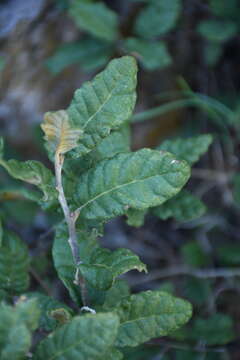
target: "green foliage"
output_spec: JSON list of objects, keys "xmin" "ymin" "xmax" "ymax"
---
[
  {"xmin": 0, "ymin": 57, "xmax": 194, "ymax": 358},
  {"xmin": 134, "ymin": 0, "xmax": 181, "ymax": 38},
  {"xmin": 25, "ymin": 292, "xmax": 72, "ymax": 331},
  {"xmin": 152, "ymin": 190, "xmax": 206, "ymax": 222},
  {"xmin": 67, "ymin": 56, "xmax": 137, "ymax": 157},
  {"xmin": 190, "ymin": 313, "xmax": 235, "ymax": 345},
  {"xmin": 124, "ymin": 38, "xmax": 172, "ymax": 70},
  {"xmin": 0, "ymin": 138, "xmax": 56, "ymax": 202},
  {"xmin": 69, "ymin": 0, "xmax": 118, "ymax": 42},
  {"xmin": 181, "ymin": 241, "xmax": 210, "ymax": 268},
  {"xmin": 74, "ymin": 149, "xmax": 190, "ymax": 222},
  {"xmin": 0, "ymin": 299, "xmax": 40, "ymax": 360},
  {"xmin": 46, "ymin": 37, "xmax": 113, "ymax": 75},
  {"xmin": 34, "ymin": 313, "xmax": 120, "ymax": 359},
  {"xmin": 197, "ymin": 20, "xmax": 238, "ymax": 43},
  {"xmin": 158, "ymin": 134, "xmax": 213, "ymax": 165},
  {"xmin": 79, "ymin": 247, "xmax": 147, "ymax": 291},
  {"xmin": 216, "ymin": 244, "xmax": 240, "ymax": 265},
  {"xmin": 0, "ymin": 230, "xmax": 30, "ymax": 295},
  {"xmin": 115, "ymin": 291, "xmax": 192, "ymax": 347}
]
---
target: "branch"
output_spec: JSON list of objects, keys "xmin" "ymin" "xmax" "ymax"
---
[
  {"xmin": 54, "ymin": 152, "xmax": 87, "ymax": 306},
  {"xmin": 130, "ymin": 265, "xmax": 240, "ymax": 285}
]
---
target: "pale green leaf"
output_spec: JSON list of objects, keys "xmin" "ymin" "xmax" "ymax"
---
[
  {"xmin": 126, "ymin": 208, "xmax": 147, "ymax": 227},
  {"xmin": 25, "ymin": 292, "xmax": 72, "ymax": 331},
  {"xmin": 197, "ymin": 20, "xmax": 238, "ymax": 43},
  {"xmin": 0, "ymin": 186, "xmax": 41, "ymax": 203},
  {"xmin": 46, "ymin": 37, "xmax": 113, "ymax": 74},
  {"xmin": 134, "ymin": 0, "xmax": 181, "ymax": 38},
  {"xmin": 158, "ymin": 134, "xmax": 213, "ymax": 165},
  {"xmin": 80, "ymin": 247, "xmax": 147, "ymax": 291},
  {"xmin": 115, "ymin": 291, "xmax": 192, "ymax": 347},
  {"xmin": 0, "ymin": 138, "xmax": 56, "ymax": 202},
  {"xmin": 104, "ymin": 348, "xmax": 123, "ymax": 360},
  {"xmin": 69, "ymin": 0, "xmax": 118, "ymax": 42},
  {"xmin": 74, "ymin": 149, "xmax": 190, "ymax": 222},
  {"xmin": 0, "ymin": 230, "xmax": 30, "ymax": 294},
  {"xmin": 124, "ymin": 38, "xmax": 172, "ymax": 70},
  {"xmin": 34, "ymin": 313, "xmax": 120, "ymax": 360},
  {"xmin": 152, "ymin": 190, "xmax": 206, "ymax": 222},
  {"xmin": 15, "ymin": 297, "xmax": 40, "ymax": 331},
  {"xmin": 67, "ymin": 56, "xmax": 137, "ymax": 157}
]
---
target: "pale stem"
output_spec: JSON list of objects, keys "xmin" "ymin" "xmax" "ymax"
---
[{"xmin": 54, "ymin": 152, "xmax": 87, "ymax": 306}]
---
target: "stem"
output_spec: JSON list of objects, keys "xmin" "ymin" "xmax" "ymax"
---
[{"xmin": 54, "ymin": 152, "xmax": 88, "ymax": 306}]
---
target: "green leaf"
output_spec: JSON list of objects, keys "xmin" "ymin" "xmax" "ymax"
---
[
  {"xmin": 158, "ymin": 134, "xmax": 213, "ymax": 165},
  {"xmin": 34, "ymin": 313, "xmax": 120, "ymax": 360},
  {"xmin": 0, "ymin": 218, "xmax": 2, "ymax": 247},
  {"xmin": 104, "ymin": 348, "xmax": 123, "ymax": 360},
  {"xmin": 182, "ymin": 277, "xmax": 212, "ymax": 306},
  {"xmin": 67, "ymin": 56, "xmax": 137, "ymax": 158},
  {"xmin": 53, "ymin": 224, "xmax": 99, "ymax": 304},
  {"xmin": 134, "ymin": 0, "xmax": 181, "ymax": 38},
  {"xmin": 0, "ymin": 56, "xmax": 5, "ymax": 72},
  {"xmin": 0, "ymin": 186, "xmax": 42, "ymax": 203},
  {"xmin": 216, "ymin": 244, "xmax": 240, "ymax": 265},
  {"xmin": 64, "ymin": 125, "xmax": 130, "ymax": 179},
  {"xmin": 103, "ymin": 279, "xmax": 130, "ymax": 310},
  {"xmin": 204, "ymin": 42, "xmax": 223, "ymax": 67},
  {"xmin": 0, "ymin": 230, "xmax": 30, "ymax": 294},
  {"xmin": 25, "ymin": 292, "xmax": 72, "ymax": 331},
  {"xmin": 46, "ymin": 37, "xmax": 113, "ymax": 75},
  {"xmin": 191, "ymin": 314, "xmax": 235, "ymax": 345},
  {"xmin": 181, "ymin": 241, "xmax": 210, "ymax": 268},
  {"xmin": 69, "ymin": 0, "xmax": 118, "ymax": 42},
  {"xmin": 197, "ymin": 20, "xmax": 238, "ymax": 43},
  {"xmin": 0, "ymin": 138, "xmax": 56, "ymax": 202},
  {"xmin": 74, "ymin": 149, "xmax": 190, "ymax": 222},
  {"xmin": 80, "ymin": 247, "xmax": 147, "ymax": 291},
  {"xmin": 126, "ymin": 208, "xmax": 147, "ymax": 227},
  {"xmin": 115, "ymin": 291, "xmax": 192, "ymax": 347},
  {"xmin": 124, "ymin": 38, "xmax": 172, "ymax": 70},
  {"xmin": 232, "ymin": 174, "xmax": 240, "ymax": 205},
  {"xmin": 152, "ymin": 190, "xmax": 206, "ymax": 222},
  {"xmin": 0, "ymin": 299, "xmax": 40, "ymax": 359},
  {"xmin": 209, "ymin": 0, "xmax": 238, "ymax": 18}
]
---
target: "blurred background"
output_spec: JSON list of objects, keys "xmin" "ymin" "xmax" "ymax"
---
[{"xmin": 1, "ymin": 0, "xmax": 240, "ymax": 359}]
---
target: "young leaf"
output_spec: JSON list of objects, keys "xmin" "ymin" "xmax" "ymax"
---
[
  {"xmin": 79, "ymin": 247, "xmax": 147, "ymax": 291},
  {"xmin": 41, "ymin": 110, "xmax": 82, "ymax": 156},
  {"xmin": 67, "ymin": 56, "xmax": 137, "ymax": 157},
  {"xmin": 0, "ymin": 138, "xmax": 56, "ymax": 201},
  {"xmin": 115, "ymin": 291, "xmax": 192, "ymax": 347},
  {"xmin": 46, "ymin": 37, "xmax": 113, "ymax": 75},
  {"xmin": 134, "ymin": 0, "xmax": 181, "ymax": 38},
  {"xmin": 69, "ymin": 0, "xmax": 118, "ymax": 42},
  {"xmin": 158, "ymin": 134, "xmax": 213, "ymax": 165},
  {"xmin": 152, "ymin": 190, "xmax": 206, "ymax": 222},
  {"xmin": 34, "ymin": 313, "xmax": 120, "ymax": 360},
  {"xmin": 124, "ymin": 38, "xmax": 172, "ymax": 71},
  {"xmin": 74, "ymin": 149, "xmax": 190, "ymax": 222},
  {"xmin": 0, "ymin": 230, "xmax": 30, "ymax": 294}
]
